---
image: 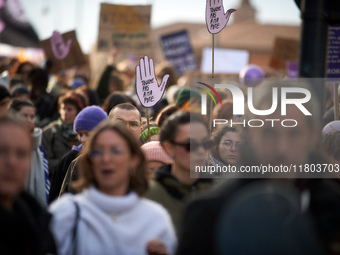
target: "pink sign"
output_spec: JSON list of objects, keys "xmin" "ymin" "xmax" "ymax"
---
[
  {"xmin": 206, "ymin": 0, "xmax": 236, "ymax": 34},
  {"xmin": 136, "ymin": 56, "xmax": 169, "ymax": 107},
  {"xmin": 50, "ymin": 30, "xmax": 72, "ymax": 60}
]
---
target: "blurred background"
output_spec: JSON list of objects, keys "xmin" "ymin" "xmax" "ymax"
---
[{"xmin": 0, "ymin": 0, "xmax": 302, "ymax": 87}]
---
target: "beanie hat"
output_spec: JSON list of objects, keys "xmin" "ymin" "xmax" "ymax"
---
[
  {"xmin": 322, "ymin": 120, "xmax": 340, "ymax": 134},
  {"xmin": 141, "ymin": 141, "xmax": 172, "ymax": 164},
  {"xmin": 69, "ymin": 77, "xmax": 86, "ymax": 90},
  {"xmin": 175, "ymin": 88, "xmax": 201, "ymax": 107},
  {"xmin": 140, "ymin": 126, "xmax": 160, "ymax": 143},
  {"xmin": 11, "ymin": 86, "xmax": 30, "ymax": 98},
  {"xmin": 74, "ymin": 106, "xmax": 108, "ymax": 132}
]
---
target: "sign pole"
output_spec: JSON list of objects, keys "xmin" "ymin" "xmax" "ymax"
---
[
  {"xmin": 334, "ymin": 83, "xmax": 339, "ymax": 120},
  {"xmin": 146, "ymin": 108, "xmax": 151, "ymax": 142}
]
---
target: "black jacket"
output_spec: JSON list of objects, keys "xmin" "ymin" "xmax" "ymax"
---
[
  {"xmin": 177, "ymin": 175, "xmax": 340, "ymax": 254},
  {"xmin": 0, "ymin": 192, "xmax": 57, "ymax": 255},
  {"xmin": 48, "ymin": 149, "xmax": 79, "ymax": 204}
]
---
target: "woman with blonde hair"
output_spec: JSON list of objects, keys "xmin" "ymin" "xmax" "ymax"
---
[{"xmin": 49, "ymin": 121, "xmax": 176, "ymax": 255}]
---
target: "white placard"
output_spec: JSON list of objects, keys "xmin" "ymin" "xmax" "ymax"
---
[{"xmin": 201, "ymin": 47, "xmax": 249, "ymax": 74}]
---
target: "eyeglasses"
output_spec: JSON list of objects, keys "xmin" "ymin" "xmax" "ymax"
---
[
  {"xmin": 171, "ymin": 139, "xmax": 214, "ymax": 152},
  {"xmin": 116, "ymin": 119, "xmax": 141, "ymax": 130},
  {"xmin": 89, "ymin": 146, "xmax": 125, "ymax": 161},
  {"xmin": 220, "ymin": 140, "xmax": 242, "ymax": 150}
]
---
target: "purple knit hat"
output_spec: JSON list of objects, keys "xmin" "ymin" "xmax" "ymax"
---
[{"xmin": 74, "ymin": 105, "xmax": 108, "ymax": 132}]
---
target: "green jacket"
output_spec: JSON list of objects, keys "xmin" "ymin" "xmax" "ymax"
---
[{"xmin": 145, "ymin": 164, "xmax": 213, "ymax": 237}]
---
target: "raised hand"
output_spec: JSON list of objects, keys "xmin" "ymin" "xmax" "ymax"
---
[
  {"xmin": 136, "ymin": 56, "xmax": 169, "ymax": 108},
  {"xmin": 50, "ymin": 30, "xmax": 72, "ymax": 60},
  {"xmin": 206, "ymin": 0, "xmax": 236, "ymax": 34}
]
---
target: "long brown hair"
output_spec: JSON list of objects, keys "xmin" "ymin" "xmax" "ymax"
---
[{"xmin": 73, "ymin": 120, "xmax": 148, "ymax": 196}]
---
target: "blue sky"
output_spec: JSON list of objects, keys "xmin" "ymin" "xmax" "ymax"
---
[{"xmin": 20, "ymin": 0, "xmax": 301, "ymax": 53}]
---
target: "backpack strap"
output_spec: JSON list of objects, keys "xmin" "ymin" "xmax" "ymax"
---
[{"xmin": 72, "ymin": 200, "xmax": 80, "ymax": 255}]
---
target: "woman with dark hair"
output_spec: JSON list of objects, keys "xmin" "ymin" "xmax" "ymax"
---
[
  {"xmin": 49, "ymin": 121, "xmax": 176, "ymax": 255},
  {"xmin": 146, "ymin": 111, "xmax": 214, "ymax": 236},
  {"xmin": 101, "ymin": 91, "xmax": 136, "ymax": 115},
  {"xmin": 209, "ymin": 125, "xmax": 242, "ymax": 169}
]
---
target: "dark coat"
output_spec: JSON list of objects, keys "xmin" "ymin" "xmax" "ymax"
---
[
  {"xmin": 145, "ymin": 164, "xmax": 213, "ymax": 236},
  {"xmin": 176, "ymin": 175, "xmax": 340, "ymax": 255},
  {"xmin": 42, "ymin": 120, "xmax": 79, "ymax": 177},
  {"xmin": 48, "ymin": 149, "xmax": 79, "ymax": 204},
  {"xmin": 59, "ymin": 155, "xmax": 81, "ymax": 197},
  {"xmin": 0, "ymin": 192, "xmax": 57, "ymax": 255}
]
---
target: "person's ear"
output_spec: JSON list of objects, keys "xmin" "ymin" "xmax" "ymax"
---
[{"xmin": 162, "ymin": 141, "xmax": 175, "ymax": 159}]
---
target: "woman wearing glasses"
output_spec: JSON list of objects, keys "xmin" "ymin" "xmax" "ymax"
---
[
  {"xmin": 145, "ymin": 111, "xmax": 214, "ymax": 236},
  {"xmin": 209, "ymin": 126, "xmax": 242, "ymax": 173},
  {"xmin": 49, "ymin": 121, "xmax": 176, "ymax": 255}
]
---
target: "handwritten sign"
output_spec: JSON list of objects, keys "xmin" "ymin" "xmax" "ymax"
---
[
  {"xmin": 327, "ymin": 26, "xmax": 340, "ymax": 78},
  {"xmin": 136, "ymin": 56, "xmax": 169, "ymax": 107},
  {"xmin": 40, "ymin": 30, "xmax": 86, "ymax": 73},
  {"xmin": 270, "ymin": 37, "xmax": 299, "ymax": 70},
  {"xmin": 97, "ymin": 4, "xmax": 152, "ymax": 58},
  {"xmin": 205, "ymin": 0, "xmax": 236, "ymax": 34},
  {"xmin": 160, "ymin": 30, "xmax": 197, "ymax": 76}
]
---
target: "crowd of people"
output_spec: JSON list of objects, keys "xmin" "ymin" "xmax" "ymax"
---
[{"xmin": 0, "ymin": 53, "xmax": 340, "ymax": 255}]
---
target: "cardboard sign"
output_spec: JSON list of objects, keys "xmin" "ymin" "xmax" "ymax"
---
[
  {"xmin": 97, "ymin": 4, "xmax": 152, "ymax": 58},
  {"xmin": 327, "ymin": 26, "xmax": 340, "ymax": 78},
  {"xmin": 270, "ymin": 37, "xmax": 299, "ymax": 70},
  {"xmin": 201, "ymin": 47, "xmax": 249, "ymax": 74},
  {"xmin": 40, "ymin": 30, "xmax": 86, "ymax": 73},
  {"xmin": 160, "ymin": 30, "xmax": 197, "ymax": 76},
  {"xmin": 136, "ymin": 56, "xmax": 169, "ymax": 108},
  {"xmin": 205, "ymin": 0, "xmax": 236, "ymax": 34}
]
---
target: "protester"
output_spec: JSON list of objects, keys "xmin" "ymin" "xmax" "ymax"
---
[
  {"xmin": 0, "ymin": 115, "xmax": 57, "ymax": 254},
  {"xmin": 155, "ymin": 104, "xmax": 179, "ymax": 127},
  {"xmin": 8, "ymin": 99, "xmax": 50, "ymax": 207},
  {"xmin": 11, "ymin": 86, "xmax": 30, "ymax": 100},
  {"xmin": 321, "ymin": 131, "xmax": 340, "ymax": 165},
  {"xmin": 27, "ymin": 67, "xmax": 53, "ymax": 125},
  {"xmin": 49, "ymin": 121, "xmax": 176, "ymax": 255},
  {"xmin": 52, "ymin": 105, "xmax": 108, "ymax": 201},
  {"xmin": 141, "ymin": 141, "xmax": 173, "ymax": 179},
  {"xmin": 59, "ymin": 103, "xmax": 140, "ymax": 195},
  {"xmin": 140, "ymin": 122, "xmax": 160, "ymax": 144},
  {"xmin": 14, "ymin": 61, "xmax": 35, "ymax": 86},
  {"xmin": 0, "ymin": 85, "xmax": 11, "ymax": 116},
  {"xmin": 101, "ymin": 91, "xmax": 136, "ymax": 115},
  {"xmin": 108, "ymin": 103, "xmax": 142, "ymax": 140},
  {"xmin": 145, "ymin": 111, "xmax": 214, "ymax": 236},
  {"xmin": 208, "ymin": 125, "xmax": 242, "ymax": 171},
  {"xmin": 42, "ymin": 92, "xmax": 86, "ymax": 176}
]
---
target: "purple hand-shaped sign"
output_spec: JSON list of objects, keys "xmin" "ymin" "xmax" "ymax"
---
[
  {"xmin": 50, "ymin": 30, "xmax": 72, "ymax": 60},
  {"xmin": 206, "ymin": 0, "xmax": 236, "ymax": 34},
  {"xmin": 136, "ymin": 56, "xmax": 169, "ymax": 108}
]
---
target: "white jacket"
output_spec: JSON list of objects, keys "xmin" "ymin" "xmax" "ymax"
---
[{"xmin": 49, "ymin": 186, "xmax": 177, "ymax": 255}]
